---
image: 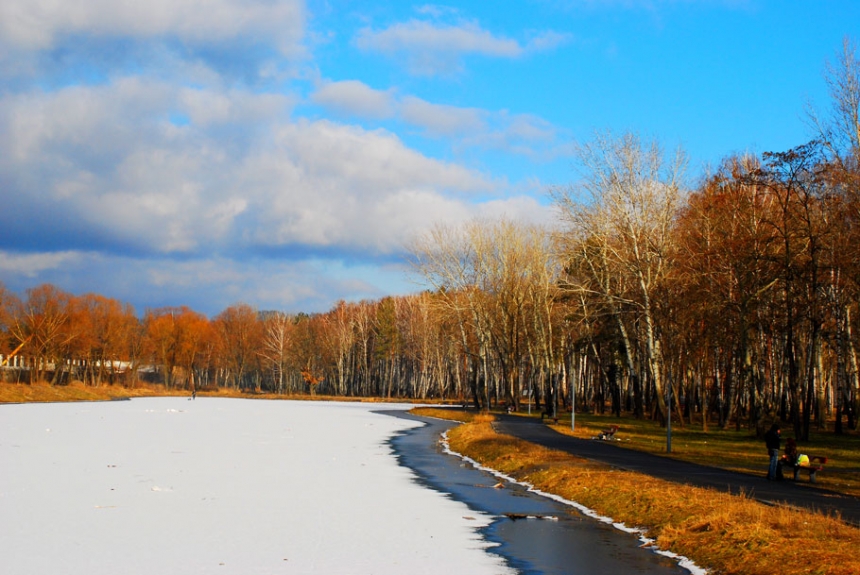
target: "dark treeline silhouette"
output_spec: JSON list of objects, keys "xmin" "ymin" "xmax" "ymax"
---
[{"xmin": 1, "ymin": 39, "xmax": 858, "ymax": 440}]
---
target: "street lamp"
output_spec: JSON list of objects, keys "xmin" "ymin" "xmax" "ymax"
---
[{"xmin": 666, "ymin": 380, "xmax": 672, "ymax": 453}]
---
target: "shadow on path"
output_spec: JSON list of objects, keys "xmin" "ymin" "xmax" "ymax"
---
[{"xmin": 494, "ymin": 414, "xmax": 860, "ymax": 526}]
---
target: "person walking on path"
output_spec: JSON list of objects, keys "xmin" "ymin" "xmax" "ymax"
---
[{"xmin": 764, "ymin": 423, "xmax": 781, "ymax": 480}]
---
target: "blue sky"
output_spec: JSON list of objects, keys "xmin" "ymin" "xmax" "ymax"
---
[{"xmin": 0, "ymin": 0, "xmax": 856, "ymax": 316}]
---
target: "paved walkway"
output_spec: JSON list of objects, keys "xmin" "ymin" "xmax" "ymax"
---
[{"xmin": 493, "ymin": 414, "xmax": 860, "ymax": 526}]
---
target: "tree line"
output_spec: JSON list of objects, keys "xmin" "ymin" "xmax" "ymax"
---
[
  {"xmin": 0, "ymin": 284, "xmax": 490, "ymax": 401},
  {"xmin": 1, "ymin": 39, "xmax": 858, "ymax": 439}
]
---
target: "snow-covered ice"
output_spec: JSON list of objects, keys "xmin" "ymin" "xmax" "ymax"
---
[{"xmin": 0, "ymin": 398, "xmax": 513, "ymax": 575}]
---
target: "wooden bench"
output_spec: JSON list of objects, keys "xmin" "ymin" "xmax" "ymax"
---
[
  {"xmin": 597, "ymin": 425, "xmax": 619, "ymax": 441},
  {"xmin": 540, "ymin": 411, "xmax": 558, "ymax": 423},
  {"xmin": 781, "ymin": 455, "xmax": 827, "ymax": 483}
]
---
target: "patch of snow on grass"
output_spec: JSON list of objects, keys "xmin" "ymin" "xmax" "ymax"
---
[{"xmin": 440, "ymin": 430, "xmax": 708, "ymax": 575}]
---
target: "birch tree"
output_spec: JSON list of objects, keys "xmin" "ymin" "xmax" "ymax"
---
[
  {"xmin": 808, "ymin": 36, "xmax": 860, "ymax": 167},
  {"xmin": 261, "ymin": 311, "xmax": 293, "ymax": 393},
  {"xmin": 555, "ymin": 131, "xmax": 686, "ymax": 421}
]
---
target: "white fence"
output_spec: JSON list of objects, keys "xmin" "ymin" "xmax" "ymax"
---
[{"xmin": 0, "ymin": 355, "xmax": 132, "ymax": 371}]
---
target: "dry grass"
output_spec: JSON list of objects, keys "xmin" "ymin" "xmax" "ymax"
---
[
  {"xmin": 0, "ymin": 380, "xmax": 168, "ymax": 403},
  {"xmin": 0, "ymin": 381, "xmax": 462, "ymax": 405},
  {"xmin": 0, "ymin": 380, "xmax": 301, "ymax": 403},
  {"xmin": 532, "ymin": 412, "xmax": 860, "ymax": 498},
  {"xmin": 410, "ymin": 406, "xmax": 478, "ymax": 423},
  {"xmin": 445, "ymin": 415, "xmax": 860, "ymax": 575}
]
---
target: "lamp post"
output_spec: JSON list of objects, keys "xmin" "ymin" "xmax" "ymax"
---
[
  {"xmin": 666, "ymin": 380, "xmax": 672, "ymax": 453},
  {"xmin": 528, "ymin": 378, "xmax": 532, "ymax": 415}
]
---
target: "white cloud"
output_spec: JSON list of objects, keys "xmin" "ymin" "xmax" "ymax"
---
[
  {"xmin": 355, "ymin": 20, "xmax": 521, "ymax": 75},
  {"xmin": 399, "ymin": 96, "xmax": 486, "ymax": 136},
  {"xmin": 178, "ymin": 88, "xmax": 293, "ymax": 126},
  {"xmin": 397, "ymin": 97, "xmax": 573, "ymax": 161},
  {"xmin": 0, "ymin": 0, "xmax": 566, "ymax": 314},
  {"xmin": 0, "ymin": 0, "xmax": 306, "ymax": 53},
  {"xmin": 0, "ymin": 249, "xmax": 405, "ymax": 316},
  {"xmin": 307, "ymin": 83, "xmax": 569, "ymax": 159},
  {"xmin": 461, "ymin": 111, "xmax": 576, "ymax": 161},
  {"xmin": 242, "ymin": 119, "xmax": 494, "ymax": 252},
  {"xmin": 0, "ymin": 251, "xmax": 81, "ymax": 278},
  {"xmin": 311, "ymin": 80, "xmax": 396, "ymax": 119},
  {"xmin": 357, "ymin": 20, "xmax": 522, "ymax": 57},
  {"xmin": 414, "ymin": 5, "xmax": 461, "ymax": 19},
  {"xmin": 138, "ymin": 256, "xmax": 354, "ymax": 312},
  {"xmin": 1, "ymin": 79, "xmax": 553, "ymax": 268},
  {"xmin": 474, "ymin": 196, "xmax": 555, "ymax": 227},
  {"xmin": 354, "ymin": 17, "xmax": 570, "ymax": 75},
  {"xmin": 525, "ymin": 30, "xmax": 573, "ymax": 53},
  {"xmin": 1, "ymin": 79, "xmax": 304, "ymax": 255}
]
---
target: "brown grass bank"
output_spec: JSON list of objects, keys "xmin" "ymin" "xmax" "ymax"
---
[
  {"xmin": 413, "ymin": 408, "xmax": 860, "ymax": 575},
  {"xmin": 545, "ymin": 412, "xmax": 860, "ymax": 498},
  {"xmin": 0, "ymin": 381, "xmax": 453, "ymax": 405}
]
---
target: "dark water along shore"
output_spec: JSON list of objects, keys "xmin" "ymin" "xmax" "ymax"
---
[{"xmin": 385, "ymin": 411, "xmax": 694, "ymax": 575}]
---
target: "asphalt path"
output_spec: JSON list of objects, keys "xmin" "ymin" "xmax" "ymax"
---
[{"xmin": 493, "ymin": 414, "xmax": 860, "ymax": 526}]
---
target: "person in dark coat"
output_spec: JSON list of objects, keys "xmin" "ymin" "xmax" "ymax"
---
[{"xmin": 764, "ymin": 423, "xmax": 781, "ymax": 480}]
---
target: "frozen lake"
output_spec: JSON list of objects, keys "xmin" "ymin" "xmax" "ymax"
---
[
  {"xmin": 1, "ymin": 398, "xmax": 510, "ymax": 575},
  {"xmin": 1, "ymin": 398, "xmax": 698, "ymax": 575}
]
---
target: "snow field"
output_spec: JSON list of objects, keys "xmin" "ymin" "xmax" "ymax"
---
[{"xmin": 0, "ymin": 398, "xmax": 513, "ymax": 575}]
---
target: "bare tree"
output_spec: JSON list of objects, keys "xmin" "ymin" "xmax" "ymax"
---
[
  {"xmin": 214, "ymin": 304, "xmax": 263, "ymax": 391},
  {"xmin": 410, "ymin": 221, "xmax": 488, "ymax": 408},
  {"xmin": 808, "ymin": 36, "xmax": 860, "ymax": 167},
  {"xmin": 144, "ymin": 306, "xmax": 211, "ymax": 390},
  {"xmin": 410, "ymin": 219, "xmax": 546, "ymax": 409},
  {"xmin": 9, "ymin": 284, "xmax": 75, "ymax": 384},
  {"xmin": 554, "ymin": 131, "xmax": 686, "ymax": 421},
  {"xmin": 260, "ymin": 311, "xmax": 293, "ymax": 393}
]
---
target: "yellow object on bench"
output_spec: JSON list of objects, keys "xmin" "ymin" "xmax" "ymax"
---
[{"xmin": 785, "ymin": 455, "xmax": 827, "ymax": 483}]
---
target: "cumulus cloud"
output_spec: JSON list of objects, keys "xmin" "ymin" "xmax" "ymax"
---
[
  {"xmin": 310, "ymin": 80, "xmax": 396, "ymax": 119},
  {"xmin": 458, "ymin": 111, "xmax": 576, "ymax": 162},
  {"xmin": 0, "ymin": 2, "xmax": 563, "ymax": 314},
  {"xmin": 0, "ymin": 251, "xmax": 82, "ymax": 278},
  {"xmin": 354, "ymin": 15, "xmax": 571, "ymax": 75},
  {"xmin": 0, "ymin": 249, "xmax": 400, "ymax": 315},
  {"xmin": 398, "ymin": 101, "xmax": 574, "ymax": 162},
  {"xmin": 0, "ymin": 0, "xmax": 307, "ymax": 86},
  {"xmin": 0, "ymin": 0, "xmax": 305, "ymax": 53},
  {"xmin": 474, "ymin": 196, "xmax": 555, "ymax": 227},
  {"xmin": 399, "ymin": 96, "xmax": 486, "ymax": 136},
  {"xmin": 0, "ymin": 79, "xmax": 297, "ymax": 255},
  {"xmin": 307, "ymin": 81, "xmax": 570, "ymax": 161},
  {"xmin": 241, "ymin": 119, "xmax": 493, "ymax": 253},
  {"xmin": 525, "ymin": 30, "xmax": 573, "ymax": 53},
  {"xmin": 354, "ymin": 20, "xmax": 514, "ymax": 75},
  {"xmin": 0, "ymin": 79, "xmax": 531, "ymax": 267},
  {"xmin": 357, "ymin": 20, "xmax": 521, "ymax": 58}
]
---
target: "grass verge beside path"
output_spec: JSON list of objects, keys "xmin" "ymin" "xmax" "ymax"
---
[
  {"xmin": 545, "ymin": 412, "xmax": 860, "ymax": 498},
  {"xmin": 413, "ymin": 407, "xmax": 860, "ymax": 575}
]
